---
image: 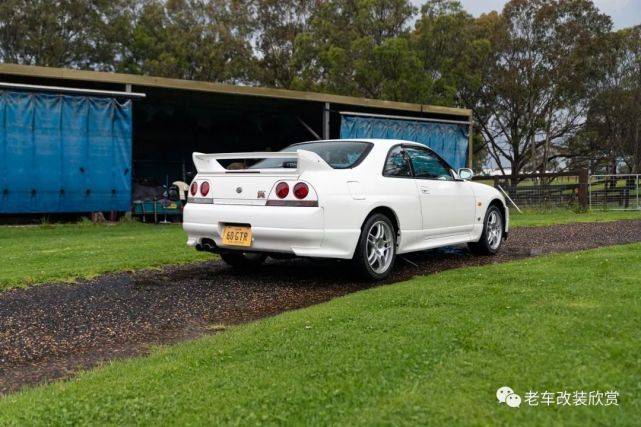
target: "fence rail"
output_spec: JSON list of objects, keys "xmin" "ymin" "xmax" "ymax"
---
[
  {"xmin": 589, "ymin": 175, "xmax": 640, "ymax": 211},
  {"xmin": 472, "ymin": 171, "xmax": 589, "ymax": 210},
  {"xmin": 472, "ymin": 171, "xmax": 641, "ymax": 211}
]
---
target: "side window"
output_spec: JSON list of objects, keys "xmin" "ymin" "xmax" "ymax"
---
[
  {"xmin": 405, "ymin": 147, "xmax": 453, "ymax": 181},
  {"xmin": 383, "ymin": 146, "xmax": 412, "ymax": 177}
]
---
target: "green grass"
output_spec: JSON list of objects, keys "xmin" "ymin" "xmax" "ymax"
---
[
  {"xmin": 1, "ymin": 243, "xmax": 639, "ymax": 425},
  {"xmin": 0, "ymin": 209, "xmax": 639, "ymax": 291},
  {"xmin": 0, "ymin": 222, "xmax": 209, "ymax": 291},
  {"xmin": 510, "ymin": 209, "xmax": 641, "ymax": 228}
]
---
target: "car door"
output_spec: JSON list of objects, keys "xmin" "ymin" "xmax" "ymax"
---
[
  {"xmin": 404, "ymin": 146, "xmax": 476, "ymax": 239},
  {"xmin": 380, "ymin": 145, "xmax": 425, "ymax": 252}
]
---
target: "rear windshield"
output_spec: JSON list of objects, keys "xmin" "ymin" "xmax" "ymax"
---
[{"xmin": 250, "ymin": 141, "xmax": 372, "ymax": 170}]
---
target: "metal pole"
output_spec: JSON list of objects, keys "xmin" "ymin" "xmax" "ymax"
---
[
  {"xmin": 0, "ymin": 81, "xmax": 146, "ymax": 98},
  {"xmin": 497, "ymin": 185, "xmax": 523, "ymax": 213},
  {"xmin": 323, "ymin": 103, "xmax": 330, "ymax": 140},
  {"xmin": 468, "ymin": 118, "xmax": 474, "ymax": 169},
  {"xmin": 588, "ymin": 174, "xmax": 592, "ymax": 210},
  {"xmin": 637, "ymin": 175, "xmax": 641, "ymax": 209},
  {"xmin": 297, "ymin": 117, "xmax": 321, "ymax": 140},
  {"xmin": 338, "ymin": 110, "xmax": 471, "ymax": 126}
]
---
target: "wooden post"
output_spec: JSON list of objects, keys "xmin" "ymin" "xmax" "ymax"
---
[{"xmin": 578, "ymin": 168, "xmax": 589, "ymax": 211}]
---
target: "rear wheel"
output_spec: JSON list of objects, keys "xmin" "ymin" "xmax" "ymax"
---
[
  {"xmin": 468, "ymin": 205, "xmax": 504, "ymax": 255},
  {"xmin": 352, "ymin": 214, "xmax": 396, "ymax": 280},
  {"xmin": 220, "ymin": 252, "xmax": 267, "ymax": 269}
]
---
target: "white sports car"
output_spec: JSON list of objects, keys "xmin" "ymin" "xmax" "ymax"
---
[{"xmin": 183, "ymin": 139, "xmax": 508, "ymax": 280}]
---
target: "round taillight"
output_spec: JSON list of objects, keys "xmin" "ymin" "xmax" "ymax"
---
[
  {"xmin": 200, "ymin": 181, "xmax": 210, "ymax": 197},
  {"xmin": 293, "ymin": 182, "xmax": 309, "ymax": 199},
  {"xmin": 190, "ymin": 182, "xmax": 198, "ymax": 196},
  {"xmin": 276, "ymin": 182, "xmax": 289, "ymax": 199}
]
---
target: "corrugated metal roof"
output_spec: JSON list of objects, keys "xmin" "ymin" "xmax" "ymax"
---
[{"xmin": 0, "ymin": 63, "xmax": 471, "ymax": 118}]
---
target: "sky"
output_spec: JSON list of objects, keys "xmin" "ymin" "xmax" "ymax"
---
[{"xmin": 411, "ymin": 0, "xmax": 641, "ymax": 29}]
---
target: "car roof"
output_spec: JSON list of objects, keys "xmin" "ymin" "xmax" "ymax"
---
[{"xmin": 297, "ymin": 138, "xmax": 424, "ymax": 147}]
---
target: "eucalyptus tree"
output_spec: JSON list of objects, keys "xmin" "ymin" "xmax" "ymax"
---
[
  {"xmin": 461, "ymin": 0, "xmax": 612, "ymax": 179},
  {"xmin": 290, "ymin": 0, "xmax": 429, "ymax": 101},
  {"xmin": 0, "ymin": 0, "xmax": 134, "ymax": 70},
  {"xmin": 120, "ymin": 0, "xmax": 255, "ymax": 83}
]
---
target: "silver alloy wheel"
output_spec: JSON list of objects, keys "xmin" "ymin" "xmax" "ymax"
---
[
  {"xmin": 366, "ymin": 220, "xmax": 394, "ymax": 274},
  {"xmin": 486, "ymin": 210, "xmax": 503, "ymax": 250}
]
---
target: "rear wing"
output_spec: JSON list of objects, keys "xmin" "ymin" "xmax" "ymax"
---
[{"xmin": 192, "ymin": 150, "xmax": 332, "ymax": 174}]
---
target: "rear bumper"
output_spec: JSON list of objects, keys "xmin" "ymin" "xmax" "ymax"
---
[{"xmin": 182, "ymin": 203, "xmax": 359, "ymax": 259}]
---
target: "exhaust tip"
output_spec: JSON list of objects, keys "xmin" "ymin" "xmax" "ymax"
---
[{"xmin": 197, "ymin": 238, "xmax": 217, "ymax": 253}]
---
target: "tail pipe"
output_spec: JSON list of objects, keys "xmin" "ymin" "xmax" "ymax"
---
[{"xmin": 196, "ymin": 238, "xmax": 217, "ymax": 253}]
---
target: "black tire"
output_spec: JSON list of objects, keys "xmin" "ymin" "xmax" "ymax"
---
[
  {"xmin": 220, "ymin": 252, "xmax": 267, "ymax": 269},
  {"xmin": 468, "ymin": 205, "xmax": 504, "ymax": 255},
  {"xmin": 352, "ymin": 213, "xmax": 397, "ymax": 280}
]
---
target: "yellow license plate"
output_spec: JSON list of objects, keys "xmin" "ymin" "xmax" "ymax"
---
[{"xmin": 222, "ymin": 226, "xmax": 252, "ymax": 247}]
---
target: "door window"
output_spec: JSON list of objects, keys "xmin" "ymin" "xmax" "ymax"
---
[
  {"xmin": 383, "ymin": 146, "xmax": 412, "ymax": 177},
  {"xmin": 405, "ymin": 147, "xmax": 453, "ymax": 181}
]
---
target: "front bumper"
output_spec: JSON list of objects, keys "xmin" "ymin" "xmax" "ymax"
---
[{"xmin": 182, "ymin": 203, "xmax": 358, "ymax": 259}]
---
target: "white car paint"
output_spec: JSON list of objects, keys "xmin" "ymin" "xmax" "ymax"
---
[{"xmin": 183, "ymin": 139, "xmax": 508, "ymax": 259}]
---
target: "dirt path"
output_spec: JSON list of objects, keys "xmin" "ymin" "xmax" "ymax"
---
[{"xmin": 1, "ymin": 220, "xmax": 640, "ymax": 394}]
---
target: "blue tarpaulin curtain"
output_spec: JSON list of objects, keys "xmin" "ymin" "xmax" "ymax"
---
[
  {"xmin": 0, "ymin": 91, "xmax": 132, "ymax": 214},
  {"xmin": 339, "ymin": 115, "xmax": 469, "ymax": 170}
]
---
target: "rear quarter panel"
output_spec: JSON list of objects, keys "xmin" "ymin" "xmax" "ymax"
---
[{"xmin": 301, "ymin": 147, "xmax": 423, "ymax": 254}]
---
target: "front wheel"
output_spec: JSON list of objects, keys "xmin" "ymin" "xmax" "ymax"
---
[
  {"xmin": 468, "ymin": 205, "xmax": 504, "ymax": 255},
  {"xmin": 352, "ymin": 214, "xmax": 397, "ymax": 280},
  {"xmin": 220, "ymin": 252, "xmax": 267, "ymax": 269}
]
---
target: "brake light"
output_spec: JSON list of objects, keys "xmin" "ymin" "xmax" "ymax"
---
[
  {"xmin": 190, "ymin": 182, "xmax": 197, "ymax": 196},
  {"xmin": 293, "ymin": 182, "xmax": 309, "ymax": 199},
  {"xmin": 276, "ymin": 182, "xmax": 289, "ymax": 198},
  {"xmin": 200, "ymin": 181, "xmax": 210, "ymax": 197}
]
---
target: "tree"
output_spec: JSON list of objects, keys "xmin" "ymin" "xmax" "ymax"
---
[
  {"xmin": 0, "ymin": 0, "xmax": 133, "ymax": 70},
  {"xmin": 574, "ymin": 26, "xmax": 641, "ymax": 173},
  {"xmin": 462, "ymin": 0, "xmax": 612, "ymax": 180},
  {"xmin": 251, "ymin": 0, "xmax": 316, "ymax": 88},
  {"xmin": 412, "ymin": 0, "xmax": 477, "ymax": 106},
  {"xmin": 119, "ymin": 0, "xmax": 255, "ymax": 83},
  {"xmin": 290, "ymin": 0, "xmax": 426, "ymax": 100},
  {"xmin": 412, "ymin": 1, "xmax": 491, "ymax": 167}
]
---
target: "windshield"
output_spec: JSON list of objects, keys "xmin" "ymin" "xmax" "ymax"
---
[{"xmin": 249, "ymin": 141, "xmax": 372, "ymax": 170}]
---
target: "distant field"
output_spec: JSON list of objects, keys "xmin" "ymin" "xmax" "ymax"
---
[
  {"xmin": 0, "ymin": 222, "xmax": 210, "ymax": 291},
  {"xmin": 1, "ymin": 243, "xmax": 639, "ymax": 425},
  {"xmin": 0, "ymin": 209, "xmax": 639, "ymax": 290},
  {"xmin": 509, "ymin": 209, "xmax": 641, "ymax": 228}
]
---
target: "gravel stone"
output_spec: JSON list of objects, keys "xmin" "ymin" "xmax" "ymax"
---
[{"xmin": 1, "ymin": 219, "xmax": 640, "ymax": 394}]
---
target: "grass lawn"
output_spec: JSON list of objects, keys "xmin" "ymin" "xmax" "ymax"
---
[
  {"xmin": 0, "ymin": 209, "xmax": 639, "ymax": 291},
  {"xmin": 510, "ymin": 209, "xmax": 641, "ymax": 228},
  {"xmin": 1, "ymin": 243, "xmax": 639, "ymax": 425},
  {"xmin": 0, "ymin": 222, "xmax": 209, "ymax": 291}
]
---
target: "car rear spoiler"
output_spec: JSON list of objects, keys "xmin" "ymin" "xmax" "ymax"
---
[{"xmin": 192, "ymin": 150, "xmax": 333, "ymax": 174}]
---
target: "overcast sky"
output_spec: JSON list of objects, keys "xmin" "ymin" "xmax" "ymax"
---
[{"xmin": 411, "ymin": 0, "xmax": 641, "ymax": 29}]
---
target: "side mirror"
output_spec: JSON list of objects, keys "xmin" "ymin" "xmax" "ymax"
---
[{"xmin": 458, "ymin": 168, "xmax": 474, "ymax": 180}]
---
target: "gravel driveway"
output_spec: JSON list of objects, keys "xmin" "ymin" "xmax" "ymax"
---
[{"xmin": 1, "ymin": 219, "xmax": 640, "ymax": 394}]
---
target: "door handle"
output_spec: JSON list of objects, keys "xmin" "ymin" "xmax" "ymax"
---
[{"xmin": 420, "ymin": 186, "xmax": 430, "ymax": 194}]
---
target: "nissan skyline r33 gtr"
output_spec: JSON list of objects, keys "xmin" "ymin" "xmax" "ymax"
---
[{"xmin": 183, "ymin": 139, "xmax": 508, "ymax": 280}]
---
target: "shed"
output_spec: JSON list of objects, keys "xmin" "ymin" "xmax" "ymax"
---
[{"xmin": 0, "ymin": 64, "xmax": 472, "ymax": 215}]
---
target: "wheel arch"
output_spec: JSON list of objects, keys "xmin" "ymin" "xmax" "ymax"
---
[
  {"xmin": 488, "ymin": 198, "xmax": 507, "ymax": 236},
  {"xmin": 362, "ymin": 206, "xmax": 400, "ymax": 233}
]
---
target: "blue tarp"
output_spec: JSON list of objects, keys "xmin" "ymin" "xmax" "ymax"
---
[
  {"xmin": 0, "ymin": 91, "xmax": 132, "ymax": 214},
  {"xmin": 339, "ymin": 115, "xmax": 469, "ymax": 170}
]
